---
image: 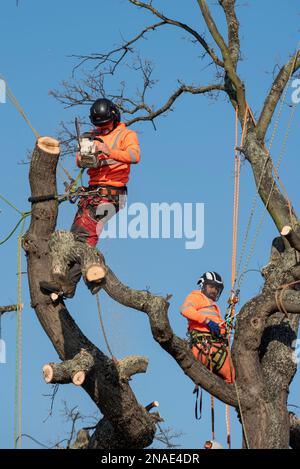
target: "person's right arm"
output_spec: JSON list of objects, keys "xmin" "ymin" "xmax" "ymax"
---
[{"xmin": 180, "ymin": 292, "xmax": 208, "ymax": 324}]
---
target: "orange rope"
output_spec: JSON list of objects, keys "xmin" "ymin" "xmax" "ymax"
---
[
  {"xmin": 231, "ymin": 105, "xmax": 249, "ymax": 290},
  {"xmin": 226, "ymin": 106, "xmax": 247, "ymax": 449},
  {"xmin": 211, "ymin": 394, "xmax": 215, "ymax": 441}
]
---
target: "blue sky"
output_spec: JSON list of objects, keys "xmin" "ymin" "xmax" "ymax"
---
[{"xmin": 0, "ymin": 0, "xmax": 299, "ymax": 449}]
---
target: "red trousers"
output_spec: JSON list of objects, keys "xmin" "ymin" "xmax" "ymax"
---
[{"xmin": 71, "ymin": 195, "xmax": 120, "ymax": 247}]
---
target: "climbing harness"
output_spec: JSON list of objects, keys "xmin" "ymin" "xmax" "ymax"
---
[
  {"xmin": 28, "ymin": 184, "xmax": 127, "ymax": 206},
  {"xmin": 190, "ymin": 330, "xmax": 229, "ymax": 375}
]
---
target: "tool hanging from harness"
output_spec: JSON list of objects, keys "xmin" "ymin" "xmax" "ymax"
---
[{"xmin": 190, "ymin": 330, "xmax": 229, "ymax": 375}]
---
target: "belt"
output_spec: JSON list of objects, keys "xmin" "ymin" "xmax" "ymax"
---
[
  {"xmin": 190, "ymin": 330, "xmax": 228, "ymax": 346},
  {"xmin": 88, "ymin": 185, "xmax": 127, "ymax": 196}
]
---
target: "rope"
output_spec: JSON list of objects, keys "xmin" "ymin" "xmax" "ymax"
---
[
  {"xmin": 95, "ymin": 293, "xmax": 114, "ymax": 359},
  {"xmin": 0, "ymin": 75, "xmax": 40, "ymax": 139},
  {"xmin": 0, "ymin": 75, "xmax": 83, "ymax": 197},
  {"xmin": 227, "ymin": 347, "xmax": 250, "ymax": 449},
  {"xmin": 275, "ymin": 280, "xmax": 300, "ymax": 317},
  {"xmin": 0, "ymin": 193, "xmax": 31, "ymax": 246},
  {"xmin": 225, "ymin": 105, "xmax": 249, "ymax": 449},
  {"xmin": 0, "ymin": 213, "xmax": 30, "ymax": 246},
  {"xmin": 210, "ymin": 393, "xmax": 215, "ymax": 441},
  {"xmin": 236, "ymin": 46, "xmax": 299, "ymax": 288},
  {"xmin": 14, "ymin": 218, "xmax": 26, "ymax": 449},
  {"xmin": 237, "ymin": 98, "xmax": 298, "ymax": 289}
]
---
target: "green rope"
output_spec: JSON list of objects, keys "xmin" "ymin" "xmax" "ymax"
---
[
  {"xmin": 0, "ymin": 192, "xmax": 31, "ymax": 246},
  {"xmin": 68, "ymin": 168, "xmax": 85, "ymax": 193},
  {"xmin": 0, "ymin": 212, "xmax": 31, "ymax": 246},
  {"xmin": 0, "ymin": 193, "xmax": 24, "ymax": 215}
]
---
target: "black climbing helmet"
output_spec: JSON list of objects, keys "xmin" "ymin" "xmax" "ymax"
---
[
  {"xmin": 197, "ymin": 271, "xmax": 224, "ymax": 300},
  {"xmin": 89, "ymin": 98, "xmax": 121, "ymax": 127}
]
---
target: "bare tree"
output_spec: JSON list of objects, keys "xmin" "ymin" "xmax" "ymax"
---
[{"xmin": 24, "ymin": 1, "xmax": 300, "ymax": 448}]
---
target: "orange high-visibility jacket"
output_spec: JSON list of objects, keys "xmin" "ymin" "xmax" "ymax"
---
[
  {"xmin": 76, "ymin": 122, "xmax": 140, "ymax": 187},
  {"xmin": 180, "ymin": 290, "xmax": 225, "ymax": 335}
]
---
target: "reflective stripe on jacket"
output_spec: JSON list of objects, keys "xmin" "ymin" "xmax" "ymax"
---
[
  {"xmin": 76, "ymin": 122, "xmax": 140, "ymax": 187},
  {"xmin": 180, "ymin": 290, "xmax": 225, "ymax": 334}
]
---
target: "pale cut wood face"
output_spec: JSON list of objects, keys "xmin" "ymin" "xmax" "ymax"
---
[{"xmin": 37, "ymin": 136, "xmax": 60, "ymax": 155}]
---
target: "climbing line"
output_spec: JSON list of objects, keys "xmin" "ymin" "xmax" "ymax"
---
[
  {"xmin": 237, "ymin": 98, "xmax": 298, "ymax": 289},
  {"xmin": 14, "ymin": 218, "xmax": 26, "ymax": 449},
  {"xmin": 225, "ymin": 104, "xmax": 249, "ymax": 448},
  {"xmin": 0, "ymin": 75, "xmax": 40, "ymax": 139},
  {"xmin": 0, "ymin": 193, "xmax": 31, "ymax": 246},
  {"xmin": 225, "ymin": 400, "xmax": 231, "ymax": 449},
  {"xmin": 210, "ymin": 393, "xmax": 215, "ymax": 441},
  {"xmin": 236, "ymin": 46, "xmax": 299, "ymax": 288},
  {"xmin": 0, "ymin": 75, "xmax": 83, "ymax": 196},
  {"xmin": 0, "ymin": 212, "xmax": 31, "ymax": 246},
  {"xmin": 95, "ymin": 293, "xmax": 114, "ymax": 359},
  {"xmin": 0, "ymin": 193, "xmax": 24, "ymax": 216},
  {"xmin": 227, "ymin": 347, "xmax": 250, "ymax": 449}
]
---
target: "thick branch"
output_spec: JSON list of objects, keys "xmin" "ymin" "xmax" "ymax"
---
[
  {"xmin": 196, "ymin": 0, "xmax": 246, "ymax": 112},
  {"xmin": 48, "ymin": 230, "xmax": 107, "ymax": 295},
  {"xmin": 243, "ymin": 130, "xmax": 297, "ymax": 231},
  {"xmin": 117, "ymin": 356, "xmax": 149, "ymax": 380},
  {"xmin": 281, "ymin": 225, "xmax": 300, "ymax": 253},
  {"xmin": 103, "ymin": 267, "xmax": 237, "ymax": 407},
  {"xmin": 43, "ymin": 348, "xmax": 95, "ymax": 386},
  {"xmin": 269, "ymin": 290, "xmax": 300, "ymax": 315},
  {"xmin": 290, "ymin": 412, "xmax": 300, "ymax": 449},
  {"xmin": 0, "ymin": 304, "xmax": 21, "ymax": 315},
  {"xmin": 257, "ymin": 51, "xmax": 300, "ymax": 141},
  {"xmin": 219, "ymin": 0, "xmax": 240, "ymax": 68},
  {"xmin": 128, "ymin": 0, "xmax": 224, "ymax": 67}
]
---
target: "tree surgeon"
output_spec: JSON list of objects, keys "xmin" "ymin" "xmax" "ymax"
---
[
  {"xmin": 180, "ymin": 272, "xmax": 234, "ymax": 384},
  {"xmin": 40, "ymin": 98, "xmax": 140, "ymax": 298}
]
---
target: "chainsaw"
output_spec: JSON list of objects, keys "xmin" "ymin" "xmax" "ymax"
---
[{"xmin": 75, "ymin": 117, "xmax": 104, "ymax": 168}]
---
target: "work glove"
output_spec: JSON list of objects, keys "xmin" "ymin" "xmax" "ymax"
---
[{"xmin": 206, "ymin": 320, "xmax": 221, "ymax": 337}]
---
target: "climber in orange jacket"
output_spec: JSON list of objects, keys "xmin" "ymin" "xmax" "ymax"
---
[
  {"xmin": 40, "ymin": 98, "xmax": 140, "ymax": 299},
  {"xmin": 71, "ymin": 98, "xmax": 140, "ymax": 247},
  {"xmin": 180, "ymin": 272, "xmax": 234, "ymax": 383}
]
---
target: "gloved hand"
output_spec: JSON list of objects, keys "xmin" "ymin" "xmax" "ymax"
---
[
  {"xmin": 206, "ymin": 320, "xmax": 221, "ymax": 337},
  {"xmin": 96, "ymin": 141, "xmax": 111, "ymax": 156}
]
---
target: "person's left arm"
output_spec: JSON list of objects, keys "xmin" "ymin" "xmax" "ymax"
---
[{"xmin": 97, "ymin": 130, "xmax": 140, "ymax": 164}]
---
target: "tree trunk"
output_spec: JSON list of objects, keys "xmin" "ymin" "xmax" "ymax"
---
[{"xmin": 24, "ymin": 136, "xmax": 157, "ymax": 448}]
